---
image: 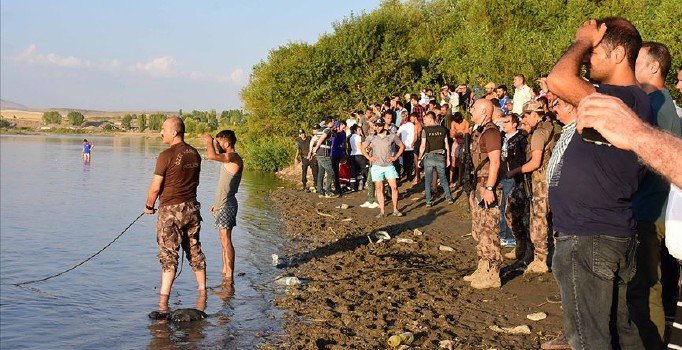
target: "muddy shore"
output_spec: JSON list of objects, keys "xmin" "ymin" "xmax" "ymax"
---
[{"xmin": 265, "ymin": 179, "xmax": 563, "ymax": 349}]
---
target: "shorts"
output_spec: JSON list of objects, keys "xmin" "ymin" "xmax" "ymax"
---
[
  {"xmin": 370, "ymin": 164, "xmax": 399, "ymax": 182},
  {"xmin": 156, "ymin": 200, "xmax": 206, "ymax": 272},
  {"xmin": 214, "ymin": 197, "xmax": 238, "ymax": 229}
]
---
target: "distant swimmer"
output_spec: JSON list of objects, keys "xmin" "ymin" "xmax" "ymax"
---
[
  {"xmin": 202, "ymin": 130, "xmax": 243, "ymax": 283},
  {"xmin": 82, "ymin": 139, "xmax": 93, "ymax": 161}
]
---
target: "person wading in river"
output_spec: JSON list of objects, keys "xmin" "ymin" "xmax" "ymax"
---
[
  {"xmin": 144, "ymin": 116, "xmax": 206, "ymax": 300},
  {"xmin": 202, "ymin": 130, "xmax": 243, "ymax": 283}
]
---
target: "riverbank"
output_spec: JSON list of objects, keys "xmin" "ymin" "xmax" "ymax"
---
[{"xmin": 266, "ymin": 182, "xmax": 563, "ymax": 349}]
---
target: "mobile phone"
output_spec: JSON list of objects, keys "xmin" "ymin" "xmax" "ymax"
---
[{"xmin": 581, "ymin": 127, "xmax": 612, "ymax": 146}]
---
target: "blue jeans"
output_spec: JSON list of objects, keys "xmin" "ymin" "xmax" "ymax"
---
[
  {"xmin": 316, "ymin": 156, "xmax": 333, "ymax": 195},
  {"xmin": 499, "ymin": 178, "xmax": 514, "ymax": 241},
  {"xmin": 552, "ymin": 234, "xmax": 643, "ymax": 350},
  {"xmin": 423, "ymin": 153, "xmax": 452, "ymax": 203}
]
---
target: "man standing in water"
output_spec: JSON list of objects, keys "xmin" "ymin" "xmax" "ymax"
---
[
  {"xmin": 144, "ymin": 117, "xmax": 206, "ymax": 299},
  {"xmin": 202, "ymin": 130, "xmax": 243, "ymax": 283},
  {"xmin": 82, "ymin": 139, "xmax": 93, "ymax": 161}
]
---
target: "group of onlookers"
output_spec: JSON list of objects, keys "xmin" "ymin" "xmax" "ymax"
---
[{"xmin": 295, "ymin": 16, "xmax": 682, "ymax": 350}]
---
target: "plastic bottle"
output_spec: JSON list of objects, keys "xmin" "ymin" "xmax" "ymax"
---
[
  {"xmin": 387, "ymin": 332, "xmax": 414, "ymax": 347},
  {"xmin": 275, "ymin": 276, "xmax": 301, "ymax": 286}
]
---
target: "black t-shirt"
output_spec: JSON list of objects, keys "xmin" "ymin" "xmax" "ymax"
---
[
  {"xmin": 548, "ymin": 84, "xmax": 652, "ymax": 237},
  {"xmin": 422, "ymin": 125, "xmax": 448, "ymax": 152},
  {"xmin": 296, "ymin": 137, "xmax": 311, "ymax": 156}
]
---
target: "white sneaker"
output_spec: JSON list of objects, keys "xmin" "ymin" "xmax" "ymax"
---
[
  {"xmin": 368, "ymin": 202, "xmax": 380, "ymax": 209},
  {"xmin": 360, "ymin": 201, "xmax": 372, "ymax": 208}
]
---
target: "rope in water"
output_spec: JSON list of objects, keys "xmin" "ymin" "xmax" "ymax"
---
[{"xmin": 13, "ymin": 212, "xmax": 145, "ymax": 286}]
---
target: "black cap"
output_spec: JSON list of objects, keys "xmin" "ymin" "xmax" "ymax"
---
[
  {"xmin": 298, "ymin": 129, "xmax": 305, "ymax": 134},
  {"xmin": 374, "ymin": 119, "xmax": 386, "ymax": 127}
]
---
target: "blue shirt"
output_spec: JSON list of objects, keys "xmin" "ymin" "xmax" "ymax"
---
[
  {"xmin": 83, "ymin": 143, "xmax": 92, "ymax": 153},
  {"xmin": 499, "ymin": 95, "xmax": 512, "ymax": 114},
  {"xmin": 330, "ymin": 132, "xmax": 346, "ymax": 158},
  {"xmin": 549, "ymin": 84, "xmax": 652, "ymax": 237}
]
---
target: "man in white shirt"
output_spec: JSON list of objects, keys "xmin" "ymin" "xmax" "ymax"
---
[
  {"xmin": 512, "ymin": 74, "xmax": 533, "ymax": 115},
  {"xmin": 397, "ymin": 110, "xmax": 416, "ymax": 182}
]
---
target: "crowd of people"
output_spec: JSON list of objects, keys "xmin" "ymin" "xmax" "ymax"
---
[
  {"xmin": 294, "ymin": 16, "xmax": 682, "ymax": 349},
  {"xmin": 138, "ymin": 15, "xmax": 682, "ymax": 350}
]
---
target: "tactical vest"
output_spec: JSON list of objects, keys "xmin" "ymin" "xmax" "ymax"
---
[
  {"xmin": 532, "ymin": 120, "xmax": 558, "ymax": 182},
  {"xmin": 472, "ymin": 122, "xmax": 499, "ymax": 179}
]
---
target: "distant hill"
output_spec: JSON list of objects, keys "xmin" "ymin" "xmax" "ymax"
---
[{"xmin": 0, "ymin": 100, "xmax": 29, "ymax": 111}]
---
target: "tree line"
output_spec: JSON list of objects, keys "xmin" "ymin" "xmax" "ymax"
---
[{"xmin": 239, "ymin": 0, "xmax": 681, "ymax": 171}]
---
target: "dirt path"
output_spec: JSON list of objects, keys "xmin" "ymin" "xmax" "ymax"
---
[{"xmin": 265, "ymin": 183, "xmax": 563, "ymax": 349}]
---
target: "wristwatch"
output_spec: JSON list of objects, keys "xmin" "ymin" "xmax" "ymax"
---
[
  {"xmin": 484, "ymin": 186, "xmax": 494, "ymax": 191},
  {"xmin": 145, "ymin": 204, "xmax": 155, "ymax": 211}
]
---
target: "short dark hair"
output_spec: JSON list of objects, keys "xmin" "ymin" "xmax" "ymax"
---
[
  {"xmin": 409, "ymin": 112, "xmax": 420, "ymax": 119},
  {"xmin": 216, "ymin": 129, "xmax": 237, "ymax": 146},
  {"xmin": 424, "ymin": 110, "xmax": 436, "ymax": 119},
  {"xmin": 410, "ymin": 93, "xmax": 419, "ymax": 101},
  {"xmin": 497, "ymin": 85, "xmax": 508, "ymax": 93},
  {"xmin": 396, "ymin": 101, "xmax": 404, "ymax": 108},
  {"xmin": 509, "ymin": 113, "xmax": 520, "ymax": 126},
  {"xmin": 642, "ymin": 42, "xmax": 672, "ymax": 79},
  {"xmin": 596, "ymin": 17, "xmax": 642, "ymax": 70}
]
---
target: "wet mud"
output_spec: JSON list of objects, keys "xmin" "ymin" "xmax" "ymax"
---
[{"xmin": 265, "ymin": 184, "xmax": 563, "ymax": 349}]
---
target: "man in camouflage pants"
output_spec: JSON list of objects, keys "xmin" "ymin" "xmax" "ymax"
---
[
  {"xmin": 144, "ymin": 117, "xmax": 207, "ymax": 299},
  {"xmin": 463, "ymin": 99, "xmax": 503, "ymax": 289},
  {"xmin": 506, "ymin": 101, "xmax": 557, "ymax": 274}
]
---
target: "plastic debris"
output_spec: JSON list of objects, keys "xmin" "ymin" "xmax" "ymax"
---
[
  {"xmin": 271, "ymin": 254, "xmax": 280, "ymax": 266},
  {"xmin": 387, "ymin": 332, "xmax": 414, "ymax": 347},
  {"xmin": 413, "ymin": 229, "xmax": 423, "ymax": 236},
  {"xmin": 397, "ymin": 238, "xmax": 416, "ymax": 244},
  {"xmin": 439, "ymin": 245, "xmax": 455, "ymax": 251},
  {"xmin": 374, "ymin": 231, "xmax": 391, "ymax": 243},
  {"xmin": 489, "ymin": 324, "xmax": 531, "ymax": 335},
  {"xmin": 275, "ymin": 276, "xmax": 301, "ymax": 286},
  {"xmin": 335, "ymin": 204, "xmax": 349, "ymax": 209},
  {"xmin": 526, "ymin": 312, "xmax": 547, "ymax": 321}
]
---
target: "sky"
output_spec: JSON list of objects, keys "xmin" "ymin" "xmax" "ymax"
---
[{"xmin": 0, "ymin": 0, "xmax": 382, "ymax": 111}]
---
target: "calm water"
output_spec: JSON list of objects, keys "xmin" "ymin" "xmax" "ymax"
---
[{"xmin": 0, "ymin": 135, "xmax": 288, "ymax": 349}]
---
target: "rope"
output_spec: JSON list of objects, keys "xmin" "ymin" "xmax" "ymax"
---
[{"xmin": 12, "ymin": 212, "xmax": 145, "ymax": 286}]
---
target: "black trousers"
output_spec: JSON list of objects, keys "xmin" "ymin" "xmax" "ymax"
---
[
  {"xmin": 402, "ymin": 150, "xmax": 414, "ymax": 181},
  {"xmin": 331, "ymin": 156, "xmax": 343, "ymax": 194},
  {"xmin": 350, "ymin": 155, "xmax": 367, "ymax": 190},
  {"xmin": 301, "ymin": 158, "xmax": 318, "ymax": 188}
]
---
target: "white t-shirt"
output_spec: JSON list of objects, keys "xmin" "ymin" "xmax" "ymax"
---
[
  {"xmin": 397, "ymin": 122, "xmax": 415, "ymax": 151},
  {"xmin": 512, "ymin": 84, "xmax": 533, "ymax": 115},
  {"xmin": 349, "ymin": 134, "xmax": 363, "ymax": 156},
  {"xmin": 665, "ymin": 185, "xmax": 682, "ymax": 260}
]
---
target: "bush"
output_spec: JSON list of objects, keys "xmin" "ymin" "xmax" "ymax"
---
[
  {"xmin": 148, "ymin": 113, "xmax": 166, "ymax": 131},
  {"xmin": 0, "ymin": 119, "xmax": 12, "ymax": 128},
  {"xmin": 242, "ymin": 137, "xmax": 294, "ymax": 172},
  {"xmin": 103, "ymin": 123, "xmax": 115, "ymax": 131},
  {"xmin": 122, "ymin": 114, "xmax": 134, "ymax": 129},
  {"xmin": 67, "ymin": 111, "xmax": 85, "ymax": 126},
  {"xmin": 138, "ymin": 114, "xmax": 147, "ymax": 131},
  {"xmin": 42, "ymin": 111, "xmax": 62, "ymax": 125}
]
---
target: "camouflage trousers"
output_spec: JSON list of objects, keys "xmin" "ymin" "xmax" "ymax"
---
[
  {"xmin": 156, "ymin": 200, "xmax": 206, "ymax": 272},
  {"xmin": 530, "ymin": 179, "xmax": 550, "ymax": 258},
  {"xmin": 505, "ymin": 182, "xmax": 530, "ymax": 245},
  {"xmin": 469, "ymin": 186, "xmax": 503, "ymax": 269}
]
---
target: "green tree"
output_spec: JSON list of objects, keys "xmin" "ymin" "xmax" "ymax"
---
[
  {"xmin": 138, "ymin": 114, "xmax": 147, "ymax": 131},
  {"xmin": 122, "ymin": 114, "xmax": 134, "ymax": 129},
  {"xmin": 148, "ymin": 113, "xmax": 166, "ymax": 131},
  {"xmin": 42, "ymin": 111, "xmax": 62, "ymax": 125},
  {"xmin": 207, "ymin": 109, "xmax": 218, "ymax": 130},
  {"xmin": 66, "ymin": 111, "xmax": 85, "ymax": 126}
]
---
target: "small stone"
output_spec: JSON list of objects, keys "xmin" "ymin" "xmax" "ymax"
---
[
  {"xmin": 397, "ymin": 238, "xmax": 416, "ymax": 244},
  {"xmin": 413, "ymin": 229, "xmax": 423, "ymax": 236},
  {"xmin": 526, "ymin": 312, "xmax": 547, "ymax": 321},
  {"xmin": 439, "ymin": 340, "xmax": 454, "ymax": 349},
  {"xmin": 439, "ymin": 245, "xmax": 455, "ymax": 251}
]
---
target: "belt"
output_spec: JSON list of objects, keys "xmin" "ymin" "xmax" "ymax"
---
[{"xmin": 428, "ymin": 149, "xmax": 446, "ymax": 155}]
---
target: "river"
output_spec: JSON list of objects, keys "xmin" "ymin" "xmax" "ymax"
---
[{"xmin": 0, "ymin": 134, "xmax": 287, "ymax": 349}]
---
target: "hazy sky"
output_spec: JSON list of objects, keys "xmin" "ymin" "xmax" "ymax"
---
[{"xmin": 0, "ymin": 0, "xmax": 381, "ymax": 111}]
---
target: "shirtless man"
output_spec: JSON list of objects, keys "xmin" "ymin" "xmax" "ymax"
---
[{"xmin": 202, "ymin": 130, "xmax": 243, "ymax": 283}]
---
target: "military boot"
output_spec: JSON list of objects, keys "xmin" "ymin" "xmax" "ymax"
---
[
  {"xmin": 470, "ymin": 263, "xmax": 501, "ymax": 289},
  {"xmin": 524, "ymin": 252, "xmax": 549, "ymax": 274},
  {"xmin": 463, "ymin": 260, "xmax": 487, "ymax": 282}
]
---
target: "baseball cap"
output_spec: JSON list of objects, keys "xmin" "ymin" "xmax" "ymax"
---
[
  {"xmin": 374, "ymin": 118, "xmax": 386, "ymax": 127},
  {"xmin": 522, "ymin": 101, "xmax": 544, "ymax": 113},
  {"xmin": 298, "ymin": 129, "xmax": 305, "ymax": 134},
  {"xmin": 485, "ymin": 82, "xmax": 497, "ymax": 89},
  {"xmin": 333, "ymin": 121, "xmax": 341, "ymax": 128}
]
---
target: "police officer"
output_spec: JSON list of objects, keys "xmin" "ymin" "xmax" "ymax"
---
[
  {"xmin": 462, "ymin": 99, "xmax": 503, "ymax": 289},
  {"xmin": 506, "ymin": 101, "xmax": 557, "ymax": 274}
]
